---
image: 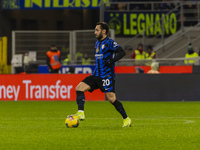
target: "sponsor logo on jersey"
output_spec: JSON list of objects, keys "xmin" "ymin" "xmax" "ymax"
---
[{"xmin": 95, "ymin": 54, "xmax": 103, "ymax": 59}]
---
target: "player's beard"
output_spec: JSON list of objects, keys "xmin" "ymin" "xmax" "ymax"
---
[{"xmin": 96, "ymin": 32, "xmax": 103, "ymax": 40}]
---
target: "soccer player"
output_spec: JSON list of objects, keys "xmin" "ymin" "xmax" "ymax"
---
[{"xmin": 72, "ymin": 22, "xmax": 131, "ymax": 127}]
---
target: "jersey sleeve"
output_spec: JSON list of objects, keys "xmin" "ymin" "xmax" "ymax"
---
[{"xmin": 109, "ymin": 40, "xmax": 120, "ymax": 51}]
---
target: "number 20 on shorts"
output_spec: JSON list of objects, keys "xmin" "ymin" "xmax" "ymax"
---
[{"xmin": 102, "ymin": 79, "xmax": 110, "ymax": 87}]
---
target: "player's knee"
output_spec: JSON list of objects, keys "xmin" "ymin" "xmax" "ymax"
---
[
  {"xmin": 75, "ymin": 82, "xmax": 84, "ymax": 91},
  {"xmin": 75, "ymin": 84, "xmax": 82, "ymax": 92},
  {"xmin": 107, "ymin": 98, "xmax": 115, "ymax": 103},
  {"xmin": 75, "ymin": 82, "xmax": 90, "ymax": 92},
  {"xmin": 106, "ymin": 93, "xmax": 116, "ymax": 103}
]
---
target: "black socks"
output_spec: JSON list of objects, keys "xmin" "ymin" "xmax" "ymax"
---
[
  {"xmin": 76, "ymin": 91, "xmax": 85, "ymax": 111},
  {"xmin": 112, "ymin": 100, "xmax": 128, "ymax": 119},
  {"xmin": 76, "ymin": 91, "xmax": 127, "ymax": 119}
]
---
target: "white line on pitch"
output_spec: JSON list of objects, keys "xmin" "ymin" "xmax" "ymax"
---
[{"xmin": 86, "ymin": 117, "xmax": 200, "ymax": 120}]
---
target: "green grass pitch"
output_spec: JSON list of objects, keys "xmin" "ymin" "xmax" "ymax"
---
[{"xmin": 0, "ymin": 101, "xmax": 200, "ymax": 150}]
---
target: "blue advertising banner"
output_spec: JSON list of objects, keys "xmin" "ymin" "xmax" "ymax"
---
[
  {"xmin": 105, "ymin": 11, "xmax": 178, "ymax": 37},
  {"xmin": 38, "ymin": 65, "xmax": 95, "ymax": 74},
  {"xmin": 2, "ymin": 0, "xmax": 109, "ymax": 10}
]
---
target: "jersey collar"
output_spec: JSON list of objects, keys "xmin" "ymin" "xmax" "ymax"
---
[{"xmin": 99, "ymin": 36, "xmax": 108, "ymax": 42}]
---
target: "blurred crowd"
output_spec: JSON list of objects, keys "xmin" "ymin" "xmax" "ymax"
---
[
  {"xmin": 109, "ymin": 0, "xmax": 179, "ymax": 11},
  {"xmin": 108, "ymin": 0, "xmax": 198, "ymax": 27},
  {"xmin": 109, "ymin": 0, "xmax": 197, "ymax": 12}
]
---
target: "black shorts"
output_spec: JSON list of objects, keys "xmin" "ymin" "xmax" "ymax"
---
[{"xmin": 82, "ymin": 75, "xmax": 115, "ymax": 93}]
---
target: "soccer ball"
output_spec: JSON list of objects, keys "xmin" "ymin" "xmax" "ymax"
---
[{"xmin": 65, "ymin": 115, "xmax": 79, "ymax": 128}]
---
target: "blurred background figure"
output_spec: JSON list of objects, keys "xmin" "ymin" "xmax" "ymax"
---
[
  {"xmin": 161, "ymin": 0, "xmax": 175, "ymax": 11},
  {"xmin": 146, "ymin": 45, "xmax": 156, "ymax": 66},
  {"xmin": 11, "ymin": 54, "xmax": 23, "ymax": 74},
  {"xmin": 131, "ymin": 43, "xmax": 146, "ymax": 65},
  {"xmin": 46, "ymin": 45, "xmax": 61, "ymax": 73},
  {"xmin": 76, "ymin": 51, "xmax": 83, "ymax": 64},
  {"xmin": 23, "ymin": 52, "xmax": 30, "ymax": 66},
  {"xmin": 147, "ymin": 62, "xmax": 160, "ymax": 74},
  {"xmin": 82, "ymin": 53, "xmax": 91, "ymax": 65},
  {"xmin": 184, "ymin": 43, "xmax": 199, "ymax": 65},
  {"xmin": 63, "ymin": 51, "xmax": 83, "ymax": 65},
  {"xmin": 68, "ymin": 65, "xmax": 75, "ymax": 74},
  {"xmin": 63, "ymin": 54, "xmax": 70, "ymax": 65},
  {"xmin": 135, "ymin": 67, "xmax": 144, "ymax": 74},
  {"xmin": 23, "ymin": 52, "xmax": 30, "ymax": 73}
]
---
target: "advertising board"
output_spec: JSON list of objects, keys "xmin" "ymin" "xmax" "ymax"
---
[
  {"xmin": 2, "ymin": 0, "xmax": 109, "ymax": 9},
  {"xmin": 0, "ymin": 74, "xmax": 105, "ymax": 101}
]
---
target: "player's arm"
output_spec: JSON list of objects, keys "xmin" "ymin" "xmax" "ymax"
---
[
  {"xmin": 111, "ymin": 46, "xmax": 126, "ymax": 63},
  {"xmin": 106, "ymin": 46, "xmax": 126, "ymax": 66},
  {"xmin": 105, "ymin": 46, "xmax": 126, "ymax": 66}
]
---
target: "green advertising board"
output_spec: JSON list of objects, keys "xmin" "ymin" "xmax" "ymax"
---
[
  {"xmin": 105, "ymin": 11, "xmax": 178, "ymax": 37},
  {"xmin": 2, "ymin": 0, "xmax": 109, "ymax": 9}
]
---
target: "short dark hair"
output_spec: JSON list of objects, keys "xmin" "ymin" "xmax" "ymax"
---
[
  {"xmin": 138, "ymin": 43, "xmax": 143, "ymax": 47},
  {"xmin": 96, "ymin": 22, "xmax": 109, "ymax": 34},
  {"xmin": 148, "ymin": 45, "xmax": 152, "ymax": 50}
]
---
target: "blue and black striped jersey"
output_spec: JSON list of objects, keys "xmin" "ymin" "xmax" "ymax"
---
[{"xmin": 92, "ymin": 37, "xmax": 120, "ymax": 79}]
